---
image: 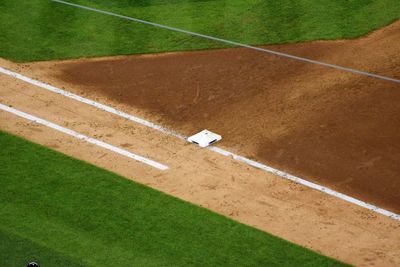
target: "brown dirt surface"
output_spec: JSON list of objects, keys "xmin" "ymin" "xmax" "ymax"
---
[
  {"xmin": 19, "ymin": 20, "xmax": 400, "ymax": 213},
  {"xmin": 1, "ymin": 60, "xmax": 400, "ymax": 267}
]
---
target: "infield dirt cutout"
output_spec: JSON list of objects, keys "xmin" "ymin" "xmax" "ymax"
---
[
  {"xmin": 1, "ymin": 20, "xmax": 400, "ymax": 266},
  {"xmin": 15, "ymin": 20, "xmax": 400, "ymax": 212}
]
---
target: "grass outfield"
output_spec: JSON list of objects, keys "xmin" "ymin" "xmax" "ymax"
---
[
  {"xmin": 0, "ymin": 0, "xmax": 399, "ymax": 61},
  {"xmin": 0, "ymin": 131, "xmax": 348, "ymax": 266}
]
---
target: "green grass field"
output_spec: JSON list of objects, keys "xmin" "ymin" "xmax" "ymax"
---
[
  {"xmin": 0, "ymin": 131, "xmax": 348, "ymax": 266},
  {"xmin": 0, "ymin": 0, "xmax": 399, "ymax": 61}
]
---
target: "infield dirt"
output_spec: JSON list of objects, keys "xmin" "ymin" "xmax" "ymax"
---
[{"xmin": 18, "ymin": 20, "xmax": 400, "ymax": 213}]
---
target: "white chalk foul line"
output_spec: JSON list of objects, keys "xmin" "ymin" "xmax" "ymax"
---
[
  {"xmin": 0, "ymin": 103, "xmax": 168, "ymax": 171},
  {"xmin": 0, "ymin": 67, "xmax": 398, "ymax": 221},
  {"xmin": 208, "ymin": 147, "xmax": 400, "ymax": 221},
  {"xmin": 50, "ymin": 0, "xmax": 400, "ymax": 85},
  {"xmin": 0, "ymin": 67, "xmax": 185, "ymax": 141}
]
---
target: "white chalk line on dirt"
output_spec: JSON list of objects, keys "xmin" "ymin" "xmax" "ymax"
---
[
  {"xmin": 0, "ymin": 103, "xmax": 169, "ymax": 171},
  {"xmin": 1, "ymin": 67, "xmax": 398, "ymax": 221},
  {"xmin": 50, "ymin": 0, "xmax": 400, "ymax": 85}
]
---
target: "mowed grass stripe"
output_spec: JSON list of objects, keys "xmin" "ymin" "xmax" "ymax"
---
[
  {"xmin": 0, "ymin": 131, "xmax": 347, "ymax": 266},
  {"xmin": 0, "ymin": 0, "xmax": 399, "ymax": 62},
  {"xmin": 0, "ymin": 227, "xmax": 86, "ymax": 267}
]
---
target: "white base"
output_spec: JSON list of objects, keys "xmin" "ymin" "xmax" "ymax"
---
[{"xmin": 187, "ymin": 129, "xmax": 222, "ymax": 148}]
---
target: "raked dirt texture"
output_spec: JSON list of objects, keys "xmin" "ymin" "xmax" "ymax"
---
[{"xmin": 32, "ymin": 20, "xmax": 400, "ymax": 213}]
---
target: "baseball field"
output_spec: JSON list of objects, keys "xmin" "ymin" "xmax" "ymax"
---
[{"xmin": 1, "ymin": 0, "xmax": 400, "ymax": 266}]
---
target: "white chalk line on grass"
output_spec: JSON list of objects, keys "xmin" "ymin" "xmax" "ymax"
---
[
  {"xmin": 1, "ymin": 67, "xmax": 398, "ymax": 221},
  {"xmin": 0, "ymin": 103, "xmax": 168, "ymax": 171},
  {"xmin": 50, "ymin": 0, "xmax": 400, "ymax": 85}
]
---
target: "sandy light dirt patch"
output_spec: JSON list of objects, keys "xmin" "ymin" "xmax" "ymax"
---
[
  {"xmin": 0, "ymin": 58, "xmax": 400, "ymax": 266},
  {"xmin": 11, "ymin": 20, "xmax": 400, "ymax": 214}
]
